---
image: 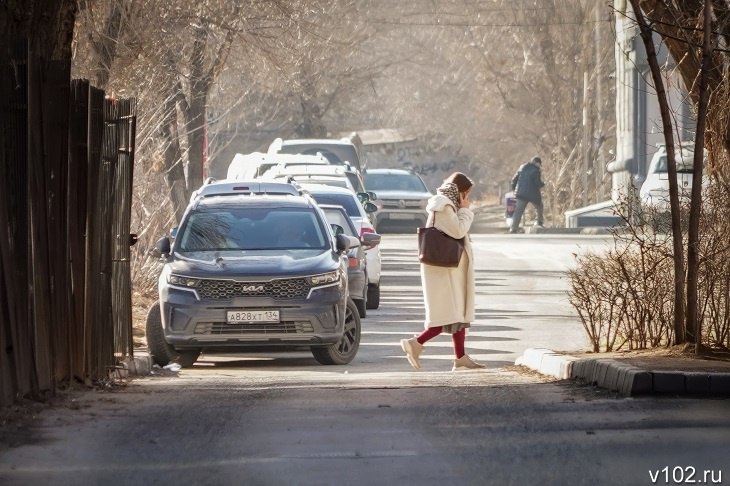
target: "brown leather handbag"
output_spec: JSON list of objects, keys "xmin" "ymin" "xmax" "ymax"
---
[{"xmin": 417, "ymin": 213, "xmax": 464, "ymax": 267}]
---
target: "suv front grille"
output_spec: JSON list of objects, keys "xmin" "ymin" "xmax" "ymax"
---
[
  {"xmin": 195, "ymin": 321, "xmax": 315, "ymax": 335},
  {"xmin": 198, "ymin": 278, "xmax": 310, "ymax": 300},
  {"xmin": 380, "ymin": 199, "xmax": 424, "ymax": 209}
]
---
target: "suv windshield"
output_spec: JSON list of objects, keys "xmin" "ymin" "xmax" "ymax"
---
[
  {"xmin": 177, "ymin": 207, "xmax": 327, "ymax": 251},
  {"xmin": 366, "ymin": 173, "xmax": 428, "ymax": 192}
]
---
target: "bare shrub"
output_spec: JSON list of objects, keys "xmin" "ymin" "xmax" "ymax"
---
[
  {"xmin": 568, "ymin": 241, "xmax": 674, "ymax": 352},
  {"xmin": 568, "ymin": 190, "xmax": 676, "ymax": 352},
  {"xmin": 696, "ymin": 181, "xmax": 730, "ymax": 350},
  {"xmin": 570, "ymin": 179, "xmax": 730, "ymax": 354},
  {"xmin": 568, "ymin": 253, "xmax": 625, "ymax": 352}
]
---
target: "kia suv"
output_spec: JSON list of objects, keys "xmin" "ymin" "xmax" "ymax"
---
[{"xmin": 146, "ymin": 190, "xmax": 362, "ymax": 367}]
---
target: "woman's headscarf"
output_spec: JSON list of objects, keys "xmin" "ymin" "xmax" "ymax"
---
[{"xmin": 437, "ymin": 182, "xmax": 461, "ymax": 208}]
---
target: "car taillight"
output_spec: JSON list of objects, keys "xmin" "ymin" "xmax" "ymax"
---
[
  {"xmin": 360, "ymin": 226, "xmax": 378, "ymax": 248},
  {"xmin": 348, "ymin": 256, "xmax": 360, "ymax": 269}
]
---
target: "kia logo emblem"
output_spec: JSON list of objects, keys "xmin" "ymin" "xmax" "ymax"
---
[{"xmin": 241, "ymin": 285, "xmax": 264, "ymax": 292}]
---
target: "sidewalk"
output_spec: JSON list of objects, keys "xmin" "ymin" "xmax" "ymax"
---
[{"xmin": 515, "ymin": 348, "xmax": 730, "ymax": 397}]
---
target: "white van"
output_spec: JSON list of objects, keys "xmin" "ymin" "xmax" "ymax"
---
[
  {"xmin": 639, "ymin": 145, "xmax": 708, "ymax": 212},
  {"xmin": 226, "ymin": 152, "xmax": 329, "ymax": 180}
]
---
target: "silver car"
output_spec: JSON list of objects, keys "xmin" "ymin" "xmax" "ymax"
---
[{"xmin": 365, "ymin": 168, "xmax": 432, "ymax": 232}]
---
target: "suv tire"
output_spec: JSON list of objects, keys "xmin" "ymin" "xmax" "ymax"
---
[
  {"xmin": 354, "ymin": 298, "xmax": 366, "ymax": 318},
  {"xmin": 146, "ymin": 301, "xmax": 200, "ymax": 368},
  {"xmin": 312, "ymin": 298, "xmax": 361, "ymax": 365},
  {"xmin": 146, "ymin": 301, "xmax": 176, "ymax": 367},
  {"xmin": 366, "ymin": 284, "xmax": 380, "ymax": 309}
]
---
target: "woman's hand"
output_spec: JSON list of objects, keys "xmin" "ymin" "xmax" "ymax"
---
[{"xmin": 459, "ymin": 191, "xmax": 471, "ymax": 209}]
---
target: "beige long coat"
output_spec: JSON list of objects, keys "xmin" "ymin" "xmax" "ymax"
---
[{"xmin": 420, "ymin": 194, "xmax": 475, "ymax": 329}]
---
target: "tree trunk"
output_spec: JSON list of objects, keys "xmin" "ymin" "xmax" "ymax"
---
[
  {"xmin": 687, "ymin": 1, "xmax": 715, "ymax": 351},
  {"xmin": 160, "ymin": 93, "xmax": 189, "ymax": 224},
  {"xmin": 186, "ymin": 24, "xmax": 208, "ymax": 193},
  {"xmin": 92, "ymin": 0, "xmax": 125, "ymax": 89},
  {"xmin": 630, "ymin": 0, "xmax": 687, "ymax": 344}
]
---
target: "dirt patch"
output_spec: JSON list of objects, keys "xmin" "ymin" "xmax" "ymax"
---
[{"xmin": 562, "ymin": 346, "xmax": 730, "ymax": 373}]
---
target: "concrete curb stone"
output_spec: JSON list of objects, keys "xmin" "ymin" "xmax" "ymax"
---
[
  {"xmin": 515, "ymin": 347, "xmax": 730, "ymax": 397},
  {"xmin": 117, "ymin": 352, "xmax": 153, "ymax": 379}
]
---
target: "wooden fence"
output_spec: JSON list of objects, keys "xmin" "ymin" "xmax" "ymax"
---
[{"xmin": 0, "ymin": 42, "xmax": 137, "ymax": 407}]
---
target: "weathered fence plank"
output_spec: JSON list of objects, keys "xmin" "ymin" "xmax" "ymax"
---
[{"xmin": 1, "ymin": 44, "xmax": 137, "ymax": 407}]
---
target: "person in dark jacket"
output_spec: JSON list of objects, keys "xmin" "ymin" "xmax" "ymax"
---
[{"xmin": 509, "ymin": 156, "xmax": 545, "ymax": 233}]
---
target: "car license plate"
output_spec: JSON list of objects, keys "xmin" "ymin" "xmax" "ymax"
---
[
  {"xmin": 226, "ymin": 310, "xmax": 280, "ymax": 323},
  {"xmin": 390, "ymin": 213, "xmax": 415, "ymax": 220}
]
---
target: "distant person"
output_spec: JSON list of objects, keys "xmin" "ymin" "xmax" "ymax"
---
[
  {"xmin": 509, "ymin": 156, "xmax": 545, "ymax": 233},
  {"xmin": 400, "ymin": 172, "xmax": 486, "ymax": 371}
]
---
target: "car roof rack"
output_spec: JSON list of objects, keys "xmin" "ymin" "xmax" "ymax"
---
[{"xmin": 189, "ymin": 180, "xmax": 304, "ymax": 202}]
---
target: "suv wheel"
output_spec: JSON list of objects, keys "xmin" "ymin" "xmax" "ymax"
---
[
  {"xmin": 145, "ymin": 301, "xmax": 200, "ymax": 368},
  {"xmin": 312, "ymin": 298, "xmax": 361, "ymax": 365},
  {"xmin": 366, "ymin": 283, "xmax": 380, "ymax": 309},
  {"xmin": 354, "ymin": 298, "xmax": 366, "ymax": 318}
]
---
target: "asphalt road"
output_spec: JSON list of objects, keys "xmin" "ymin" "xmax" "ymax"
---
[{"xmin": 1, "ymin": 234, "xmax": 728, "ymax": 485}]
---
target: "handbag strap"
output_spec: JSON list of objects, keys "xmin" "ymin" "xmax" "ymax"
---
[{"xmin": 427, "ymin": 210, "xmax": 436, "ymax": 228}]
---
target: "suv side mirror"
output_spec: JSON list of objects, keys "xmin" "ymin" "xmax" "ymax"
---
[
  {"xmin": 335, "ymin": 233, "xmax": 350, "ymax": 253},
  {"xmin": 361, "ymin": 232, "xmax": 381, "ymax": 248},
  {"xmin": 153, "ymin": 236, "xmax": 171, "ymax": 258},
  {"xmin": 330, "ymin": 223, "xmax": 344, "ymax": 236},
  {"xmin": 357, "ymin": 191, "xmax": 378, "ymax": 203},
  {"xmin": 363, "ymin": 202, "xmax": 378, "ymax": 213},
  {"xmin": 335, "ymin": 234, "xmax": 359, "ymax": 253}
]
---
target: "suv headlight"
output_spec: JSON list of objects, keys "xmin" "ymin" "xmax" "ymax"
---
[
  {"xmin": 309, "ymin": 271, "xmax": 340, "ymax": 286},
  {"xmin": 168, "ymin": 274, "xmax": 201, "ymax": 288}
]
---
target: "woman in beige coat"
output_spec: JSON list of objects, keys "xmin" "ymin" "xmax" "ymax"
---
[{"xmin": 400, "ymin": 172, "xmax": 485, "ymax": 371}]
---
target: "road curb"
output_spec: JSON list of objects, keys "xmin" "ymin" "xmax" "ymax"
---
[
  {"xmin": 515, "ymin": 348, "xmax": 730, "ymax": 397},
  {"xmin": 117, "ymin": 352, "xmax": 153, "ymax": 378}
]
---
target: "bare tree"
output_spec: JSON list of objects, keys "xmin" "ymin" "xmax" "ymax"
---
[{"xmin": 631, "ymin": 0, "xmax": 728, "ymax": 349}]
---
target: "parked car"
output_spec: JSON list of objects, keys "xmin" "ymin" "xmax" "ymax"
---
[
  {"xmin": 639, "ymin": 145, "xmax": 708, "ymax": 212},
  {"xmin": 268, "ymin": 137, "xmax": 363, "ymax": 172},
  {"xmin": 261, "ymin": 163, "xmax": 365, "ymax": 193},
  {"xmin": 318, "ymin": 204, "xmax": 380, "ymax": 318},
  {"xmin": 226, "ymin": 152, "xmax": 330, "ymax": 180},
  {"xmin": 364, "ymin": 168, "xmax": 432, "ymax": 232},
  {"xmin": 302, "ymin": 183, "xmax": 383, "ymax": 310},
  {"xmin": 146, "ymin": 188, "xmax": 362, "ymax": 367}
]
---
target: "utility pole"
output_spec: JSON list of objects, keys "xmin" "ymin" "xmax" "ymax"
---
[{"xmin": 583, "ymin": 71, "xmax": 590, "ymax": 205}]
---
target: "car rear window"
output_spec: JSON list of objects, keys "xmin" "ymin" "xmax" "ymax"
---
[
  {"xmin": 310, "ymin": 193, "xmax": 360, "ymax": 217},
  {"xmin": 322, "ymin": 208, "xmax": 357, "ymax": 237},
  {"xmin": 652, "ymin": 154, "xmax": 697, "ymax": 174}
]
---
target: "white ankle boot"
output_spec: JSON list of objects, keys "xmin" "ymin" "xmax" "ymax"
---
[
  {"xmin": 452, "ymin": 354, "xmax": 485, "ymax": 371},
  {"xmin": 400, "ymin": 337, "xmax": 424, "ymax": 369}
]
